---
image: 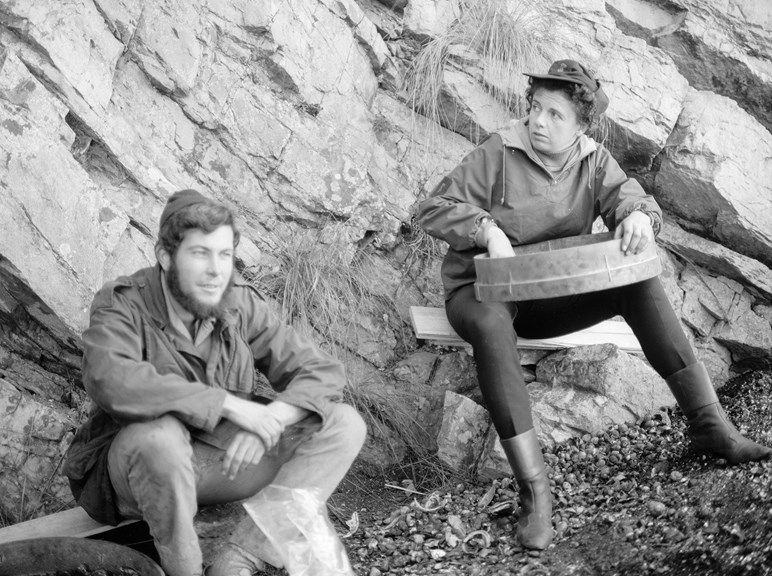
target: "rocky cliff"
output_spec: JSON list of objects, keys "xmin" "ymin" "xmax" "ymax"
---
[{"xmin": 1, "ymin": 0, "xmax": 770, "ymax": 522}]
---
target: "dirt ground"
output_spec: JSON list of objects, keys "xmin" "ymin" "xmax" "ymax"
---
[{"xmin": 329, "ymin": 368, "xmax": 772, "ymax": 576}]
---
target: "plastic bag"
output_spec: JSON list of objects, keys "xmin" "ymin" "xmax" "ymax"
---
[{"xmin": 243, "ymin": 484, "xmax": 354, "ymax": 576}]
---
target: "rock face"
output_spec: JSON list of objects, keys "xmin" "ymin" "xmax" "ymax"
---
[
  {"xmin": 1, "ymin": 0, "xmax": 771, "ymax": 521},
  {"xmin": 0, "ymin": 379, "xmax": 82, "ymax": 522},
  {"xmin": 654, "ymin": 90, "xmax": 772, "ymax": 268}
]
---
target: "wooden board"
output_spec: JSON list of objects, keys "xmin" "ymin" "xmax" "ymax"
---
[
  {"xmin": 0, "ymin": 507, "xmax": 139, "ymax": 543},
  {"xmin": 409, "ymin": 306, "xmax": 643, "ymax": 353}
]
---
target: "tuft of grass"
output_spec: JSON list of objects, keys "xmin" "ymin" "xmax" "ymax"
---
[
  {"xmin": 405, "ymin": 0, "xmax": 555, "ymax": 142},
  {"xmin": 245, "ymin": 224, "xmax": 386, "ymax": 347},
  {"xmin": 244, "ymin": 224, "xmax": 439, "ymax": 464}
]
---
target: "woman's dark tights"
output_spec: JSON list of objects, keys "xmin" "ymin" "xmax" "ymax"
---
[{"xmin": 445, "ymin": 278, "xmax": 696, "ymax": 440}]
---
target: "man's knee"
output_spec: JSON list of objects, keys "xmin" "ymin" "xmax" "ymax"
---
[
  {"xmin": 112, "ymin": 415, "xmax": 192, "ymax": 473},
  {"xmin": 322, "ymin": 403, "xmax": 367, "ymax": 453}
]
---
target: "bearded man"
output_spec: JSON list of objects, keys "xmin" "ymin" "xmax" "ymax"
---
[{"xmin": 63, "ymin": 189, "xmax": 366, "ymax": 576}]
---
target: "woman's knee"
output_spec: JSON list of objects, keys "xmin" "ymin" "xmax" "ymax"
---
[{"xmin": 457, "ymin": 304, "xmax": 515, "ymax": 341}]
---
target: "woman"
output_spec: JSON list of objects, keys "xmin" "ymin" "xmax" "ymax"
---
[{"xmin": 417, "ymin": 59, "xmax": 771, "ymax": 551}]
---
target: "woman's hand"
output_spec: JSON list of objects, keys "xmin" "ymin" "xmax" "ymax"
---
[
  {"xmin": 615, "ymin": 210, "xmax": 654, "ymax": 256},
  {"xmin": 486, "ymin": 226, "xmax": 515, "ymax": 259}
]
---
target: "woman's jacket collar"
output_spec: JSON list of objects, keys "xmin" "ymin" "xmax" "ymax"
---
[{"xmin": 495, "ymin": 118, "xmax": 598, "ymax": 165}]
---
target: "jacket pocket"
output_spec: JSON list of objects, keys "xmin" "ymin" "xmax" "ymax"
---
[{"xmin": 222, "ymin": 329, "xmax": 255, "ymax": 394}]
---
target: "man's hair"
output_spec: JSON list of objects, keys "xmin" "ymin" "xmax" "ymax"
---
[
  {"xmin": 525, "ymin": 77, "xmax": 601, "ymax": 130},
  {"xmin": 157, "ymin": 200, "xmax": 241, "ymax": 257}
]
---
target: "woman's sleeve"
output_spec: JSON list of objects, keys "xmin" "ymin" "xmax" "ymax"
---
[
  {"xmin": 416, "ymin": 134, "xmax": 504, "ymax": 251},
  {"xmin": 593, "ymin": 146, "xmax": 663, "ymax": 236}
]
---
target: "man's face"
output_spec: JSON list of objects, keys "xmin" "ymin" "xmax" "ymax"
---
[{"xmin": 160, "ymin": 225, "xmax": 235, "ymax": 319}]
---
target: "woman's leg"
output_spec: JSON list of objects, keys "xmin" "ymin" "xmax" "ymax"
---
[
  {"xmin": 513, "ymin": 277, "xmax": 694, "ymax": 378},
  {"xmin": 446, "ymin": 285, "xmax": 552, "ymax": 549},
  {"xmin": 515, "ymin": 277, "xmax": 770, "ymax": 463},
  {"xmin": 445, "ymin": 284, "xmax": 531, "ymax": 438}
]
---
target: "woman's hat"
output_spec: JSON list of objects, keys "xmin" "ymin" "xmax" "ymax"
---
[{"xmin": 524, "ymin": 59, "xmax": 609, "ymax": 116}]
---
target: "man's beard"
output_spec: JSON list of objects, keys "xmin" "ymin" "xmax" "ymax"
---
[{"xmin": 166, "ymin": 260, "xmax": 233, "ymax": 320}]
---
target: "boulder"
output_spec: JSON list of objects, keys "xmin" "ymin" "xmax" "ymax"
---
[
  {"xmin": 658, "ymin": 220, "xmax": 772, "ymax": 302},
  {"xmin": 677, "ymin": 267, "xmax": 771, "ymax": 367},
  {"xmin": 434, "ymin": 68, "xmax": 511, "ymax": 143},
  {"xmin": 544, "ymin": 0, "xmax": 690, "ymax": 173},
  {"xmin": 653, "ymin": 0, "xmax": 772, "ymax": 134},
  {"xmin": 0, "ymin": 52, "xmax": 134, "ymax": 332},
  {"xmin": 0, "ymin": 1, "xmax": 123, "ymax": 111},
  {"xmin": 428, "ymin": 350, "xmax": 480, "ymax": 400},
  {"xmin": 403, "ymin": 0, "xmax": 460, "ymax": 39},
  {"xmin": 607, "ymin": 0, "xmax": 772, "ymax": 131},
  {"xmin": 0, "ymin": 380, "xmax": 79, "ymax": 522},
  {"xmin": 654, "ymin": 90, "xmax": 772, "ymax": 268},
  {"xmin": 530, "ymin": 344, "xmax": 674, "ymax": 448},
  {"xmin": 435, "ymin": 390, "xmax": 489, "ymax": 473}
]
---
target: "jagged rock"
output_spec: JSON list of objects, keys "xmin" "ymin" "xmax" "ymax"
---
[
  {"xmin": 373, "ymin": 0, "xmax": 408, "ymax": 11},
  {"xmin": 657, "ymin": 244, "xmax": 685, "ymax": 314},
  {"xmin": 680, "ymin": 268, "xmax": 742, "ymax": 338},
  {"xmin": 477, "ymin": 432, "xmax": 509, "ymax": 480},
  {"xmin": 403, "ymin": 0, "xmax": 460, "ymax": 39},
  {"xmin": 358, "ymin": 419, "xmax": 408, "ymax": 466},
  {"xmin": 606, "ymin": 0, "xmax": 772, "ymax": 131},
  {"xmin": 654, "ymin": 90, "xmax": 772, "ymax": 267},
  {"xmin": 392, "ymin": 351, "xmax": 437, "ymax": 386},
  {"xmin": 544, "ymin": 0, "xmax": 690, "ymax": 173},
  {"xmin": 428, "ymin": 350, "xmax": 479, "ymax": 400},
  {"xmin": 0, "ymin": 53, "xmax": 133, "ymax": 332},
  {"xmin": 435, "ymin": 391, "xmax": 489, "ymax": 473},
  {"xmin": 0, "ymin": 379, "xmax": 79, "ymax": 522},
  {"xmin": 369, "ymin": 91, "xmax": 474, "ymax": 228},
  {"xmin": 679, "ymin": 267, "xmax": 772, "ymax": 362},
  {"xmin": 692, "ymin": 338, "xmax": 732, "ymax": 388},
  {"xmin": 435, "ymin": 68, "xmax": 510, "ymax": 142},
  {"xmin": 0, "ymin": 1, "xmax": 123, "ymax": 111},
  {"xmin": 319, "ymin": 0, "xmax": 402, "ymax": 90},
  {"xmin": 658, "ymin": 220, "xmax": 772, "ymax": 301},
  {"xmin": 653, "ymin": 0, "xmax": 772, "ymax": 134},
  {"xmin": 755, "ymin": 304, "xmax": 772, "ymax": 327},
  {"xmin": 530, "ymin": 344, "xmax": 674, "ymax": 447}
]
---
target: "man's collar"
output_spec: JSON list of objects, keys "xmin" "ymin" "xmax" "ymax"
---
[{"xmin": 160, "ymin": 269, "xmax": 216, "ymax": 344}]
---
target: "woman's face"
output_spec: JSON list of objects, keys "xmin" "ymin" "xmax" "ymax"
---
[{"xmin": 527, "ymin": 87, "xmax": 586, "ymax": 154}]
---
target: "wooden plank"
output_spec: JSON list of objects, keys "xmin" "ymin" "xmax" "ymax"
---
[
  {"xmin": 409, "ymin": 306, "xmax": 643, "ymax": 353},
  {"xmin": 0, "ymin": 507, "xmax": 139, "ymax": 543}
]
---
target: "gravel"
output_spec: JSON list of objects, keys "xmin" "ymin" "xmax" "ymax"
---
[{"xmin": 334, "ymin": 368, "xmax": 772, "ymax": 576}]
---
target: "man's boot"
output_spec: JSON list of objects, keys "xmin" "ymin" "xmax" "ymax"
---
[
  {"xmin": 205, "ymin": 516, "xmax": 282, "ymax": 576},
  {"xmin": 500, "ymin": 428, "xmax": 553, "ymax": 550},
  {"xmin": 666, "ymin": 362, "xmax": 772, "ymax": 464}
]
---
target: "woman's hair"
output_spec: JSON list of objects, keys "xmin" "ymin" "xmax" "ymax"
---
[
  {"xmin": 525, "ymin": 77, "xmax": 602, "ymax": 130},
  {"xmin": 157, "ymin": 201, "xmax": 241, "ymax": 256}
]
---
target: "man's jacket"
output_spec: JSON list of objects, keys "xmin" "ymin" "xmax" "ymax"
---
[
  {"xmin": 62, "ymin": 264, "xmax": 346, "ymax": 524},
  {"xmin": 418, "ymin": 119, "xmax": 662, "ymax": 299}
]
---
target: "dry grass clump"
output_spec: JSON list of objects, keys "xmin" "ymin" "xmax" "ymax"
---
[
  {"xmin": 246, "ymin": 225, "xmax": 386, "ymax": 348},
  {"xmin": 245, "ymin": 225, "xmax": 438, "ymax": 463},
  {"xmin": 405, "ymin": 0, "xmax": 554, "ymax": 135}
]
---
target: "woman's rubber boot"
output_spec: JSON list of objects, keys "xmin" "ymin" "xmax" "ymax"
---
[
  {"xmin": 666, "ymin": 362, "xmax": 772, "ymax": 464},
  {"xmin": 500, "ymin": 429, "xmax": 554, "ymax": 550}
]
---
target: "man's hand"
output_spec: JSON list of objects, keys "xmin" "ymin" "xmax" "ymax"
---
[
  {"xmin": 222, "ymin": 431, "xmax": 265, "ymax": 480},
  {"xmin": 221, "ymin": 395, "xmax": 285, "ymax": 451},
  {"xmin": 486, "ymin": 226, "xmax": 516, "ymax": 259},
  {"xmin": 615, "ymin": 210, "xmax": 654, "ymax": 256}
]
